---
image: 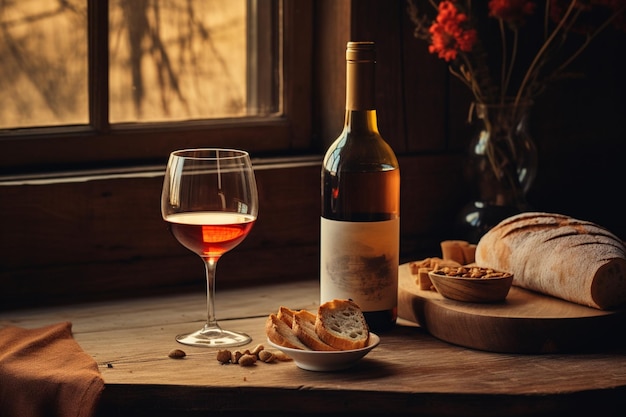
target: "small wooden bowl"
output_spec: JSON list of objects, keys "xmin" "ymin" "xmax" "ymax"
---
[{"xmin": 428, "ymin": 269, "xmax": 513, "ymax": 303}]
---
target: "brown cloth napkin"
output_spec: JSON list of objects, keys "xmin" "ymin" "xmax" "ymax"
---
[{"xmin": 0, "ymin": 321, "xmax": 104, "ymax": 417}]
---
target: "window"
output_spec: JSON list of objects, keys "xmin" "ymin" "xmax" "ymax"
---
[
  {"xmin": 0, "ymin": 0, "xmax": 312, "ymax": 175},
  {"xmin": 108, "ymin": 0, "xmax": 253, "ymax": 123},
  {"xmin": 0, "ymin": 1, "xmax": 89, "ymax": 129}
]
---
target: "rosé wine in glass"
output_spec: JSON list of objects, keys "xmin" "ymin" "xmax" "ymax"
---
[{"xmin": 161, "ymin": 149, "xmax": 258, "ymax": 347}]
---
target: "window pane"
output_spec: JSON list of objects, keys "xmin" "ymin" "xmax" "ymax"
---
[
  {"xmin": 0, "ymin": 0, "xmax": 88, "ymax": 129},
  {"xmin": 109, "ymin": 0, "xmax": 252, "ymax": 123}
]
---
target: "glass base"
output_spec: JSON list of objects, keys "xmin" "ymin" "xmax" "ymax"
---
[{"xmin": 176, "ymin": 324, "xmax": 251, "ymax": 348}]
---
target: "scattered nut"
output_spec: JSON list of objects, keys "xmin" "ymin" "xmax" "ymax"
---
[
  {"xmin": 433, "ymin": 266, "xmax": 510, "ymax": 279},
  {"xmin": 250, "ymin": 344, "xmax": 265, "ymax": 356},
  {"xmin": 216, "ymin": 349, "xmax": 232, "ymax": 364},
  {"xmin": 214, "ymin": 344, "xmax": 290, "ymax": 366},
  {"xmin": 231, "ymin": 350, "xmax": 244, "ymax": 364},
  {"xmin": 258, "ymin": 350, "xmax": 275, "ymax": 363},
  {"xmin": 168, "ymin": 349, "xmax": 186, "ymax": 359},
  {"xmin": 273, "ymin": 351, "xmax": 293, "ymax": 362},
  {"xmin": 239, "ymin": 354, "xmax": 257, "ymax": 367}
]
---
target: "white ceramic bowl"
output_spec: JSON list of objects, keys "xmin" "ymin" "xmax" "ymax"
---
[{"xmin": 267, "ymin": 332, "xmax": 380, "ymax": 372}]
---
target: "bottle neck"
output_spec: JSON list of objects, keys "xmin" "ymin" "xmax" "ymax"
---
[
  {"xmin": 344, "ymin": 110, "xmax": 379, "ymax": 133},
  {"xmin": 344, "ymin": 48, "xmax": 377, "ymax": 133},
  {"xmin": 346, "ymin": 58, "xmax": 375, "ymax": 111}
]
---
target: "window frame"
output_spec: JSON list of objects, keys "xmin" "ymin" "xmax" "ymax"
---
[{"xmin": 0, "ymin": 0, "xmax": 312, "ymax": 175}]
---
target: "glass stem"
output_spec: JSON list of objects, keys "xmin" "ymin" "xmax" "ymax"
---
[{"xmin": 203, "ymin": 257, "xmax": 219, "ymax": 329}]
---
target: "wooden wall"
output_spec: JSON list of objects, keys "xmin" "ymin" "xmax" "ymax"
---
[{"xmin": 1, "ymin": 1, "xmax": 624, "ymax": 310}]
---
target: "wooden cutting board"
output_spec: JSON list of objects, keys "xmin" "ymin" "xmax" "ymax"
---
[{"xmin": 397, "ymin": 262, "xmax": 626, "ymax": 353}]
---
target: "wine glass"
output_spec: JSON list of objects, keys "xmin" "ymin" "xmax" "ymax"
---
[{"xmin": 161, "ymin": 148, "xmax": 258, "ymax": 347}]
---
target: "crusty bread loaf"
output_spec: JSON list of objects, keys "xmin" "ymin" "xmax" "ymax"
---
[
  {"xmin": 475, "ymin": 212, "xmax": 626, "ymax": 310},
  {"xmin": 292, "ymin": 310, "xmax": 338, "ymax": 351},
  {"xmin": 315, "ymin": 299, "xmax": 369, "ymax": 350},
  {"xmin": 265, "ymin": 313, "xmax": 311, "ymax": 350}
]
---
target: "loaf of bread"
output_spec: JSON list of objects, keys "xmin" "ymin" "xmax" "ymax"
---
[
  {"xmin": 475, "ymin": 212, "xmax": 626, "ymax": 310},
  {"xmin": 315, "ymin": 299, "xmax": 369, "ymax": 350}
]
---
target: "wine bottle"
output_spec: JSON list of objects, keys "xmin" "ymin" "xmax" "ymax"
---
[{"xmin": 320, "ymin": 41, "xmax": 400, "ymax": 333}]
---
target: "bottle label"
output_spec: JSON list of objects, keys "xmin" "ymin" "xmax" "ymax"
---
[{"xmin": 320, "ymin": 217, "xmax": 399, "ymax": 311}]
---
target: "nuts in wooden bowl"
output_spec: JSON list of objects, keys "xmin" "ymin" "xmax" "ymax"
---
[{"xmin": 428, "ymin": 266, "xmax": 513, "ymax": 303}]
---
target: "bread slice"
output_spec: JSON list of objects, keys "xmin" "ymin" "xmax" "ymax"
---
[
  {"xmin": 265, "ymin": 313, "xmax": 310, "ymax": 350},
  {"xmin": 292, "ymin": 310, "xmax": 338, "ymax": 351},
  {"xmin": 315, "ymin": 299, "xmax": 369, "ymax": 350},
  {"xmin": 276, "ymin": 306, "xmax": 296, "ymax": 328}
]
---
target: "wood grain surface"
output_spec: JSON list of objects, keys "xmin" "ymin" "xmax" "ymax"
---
[
  {"xmin": 3, "ymin": 276, "xmax": 626, "ymax": 416},
  {"xmin": 398, "ymin": 263, "xmax": 626, "ymax": 353}
]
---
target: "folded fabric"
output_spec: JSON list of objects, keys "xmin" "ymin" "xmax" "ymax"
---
[{"xmin": 0, "ymin": 321, "xmax": 104, "ymax": 417}]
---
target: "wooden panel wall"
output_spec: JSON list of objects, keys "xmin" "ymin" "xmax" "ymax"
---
[
  {"xmin": 1, "ymin": 1, "xmax": 624, "ymax": 309},
  {"xmin": 0, "ymin": 155, "xmax": 466, "ymax": 310}
]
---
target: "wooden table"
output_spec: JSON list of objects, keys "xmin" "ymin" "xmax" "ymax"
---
[{"xmin": 2, "ymin": 279, "xmax": 626, "ymax": 417}]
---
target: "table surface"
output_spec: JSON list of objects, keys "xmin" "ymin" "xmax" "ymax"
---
[{"xmin": 2, "ymin": 277, "xmax": 626, "ymax": 417}]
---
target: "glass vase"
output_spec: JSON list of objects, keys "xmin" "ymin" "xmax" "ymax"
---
[{"xmin": 457, "ymin": 100, "xmax": 538, "ymax": 243}]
